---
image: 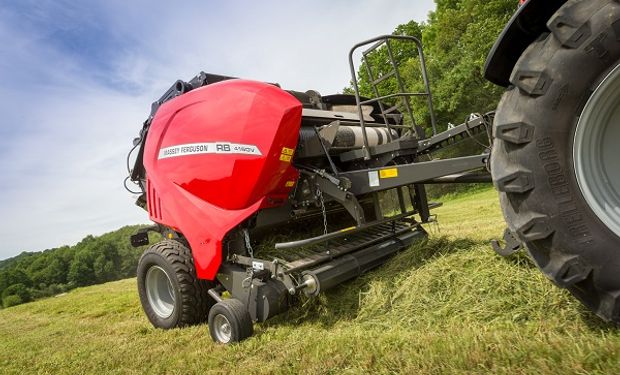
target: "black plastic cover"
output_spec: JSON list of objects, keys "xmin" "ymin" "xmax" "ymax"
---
[{"xmin": 484, "ymin": 0, "xmax": 567, "ymax": 87}]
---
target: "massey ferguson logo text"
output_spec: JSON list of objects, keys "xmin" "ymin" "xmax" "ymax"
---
[{"xmin": 158, "ymin": 142, "xmax": 262, "ymax": 159}]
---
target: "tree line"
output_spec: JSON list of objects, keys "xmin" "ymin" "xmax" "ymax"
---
[{"xmin": 0, "ymin": 225, "xmax": 157, "ymax": 308}]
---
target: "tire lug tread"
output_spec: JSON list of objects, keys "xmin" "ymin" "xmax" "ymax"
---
[
  {"xmin": 494, "ymin": 121, "xmax": 534, "ymax": 145},
  {"xmin": 516, "ymin": 215, "xmax": 554, "ymax": 241},
  {"xmin": 542, "ymin": 254, "xmax": 592, "ymax": 287},
  {"xmin": 511, "ymin": 70, "xmax": 552, "ymax": 96},
  {"xmin": 137, "ymin": 239, "xmax": 214, "ymax": 329},
  {"xmin": 495, "ymin": 170, "xmax": 535, "ymax": 193},
  {"xmin": 598, "ymin": 290, "xmax": 620, "ymax": 320},
  {"xmin": 548, "ymin": 14, "xmax": 591, "ymax": 49}
]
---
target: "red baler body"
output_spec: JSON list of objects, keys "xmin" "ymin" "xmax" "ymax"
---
[{"xmin": 142, "ymin": 80, "xmax": 302, "ymax": 279}]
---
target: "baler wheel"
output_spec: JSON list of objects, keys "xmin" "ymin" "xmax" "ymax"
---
[
  {"xmin": 491, "ymin": 0, "xmax": 620, "ymax": 323},
  {"xmin": 137, "ymin": 240, "xmax": 213, "ymax": 329},
  {"xmin": 208, "ymin": 299, "xmax": 253, "ymax": 344}
]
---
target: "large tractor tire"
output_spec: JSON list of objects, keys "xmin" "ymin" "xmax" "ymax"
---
[
  {"xmin": 137, "ymin": 240, "xmax": 214, "ymax": 329},
  {"xmin": 491, "ymin": 0, "xmax": 620, "ymax": 322}
]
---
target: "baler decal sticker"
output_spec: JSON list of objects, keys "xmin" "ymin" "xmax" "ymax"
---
[
  {"xmin": 158, "ymin": 142, "xmax": 262, "ymax": 159},
  {"xmin": 368, "ymin": 171, "xmax": 380, "ymax": 187},
  {"xmin": 279, "ymin": 146, "xmax": 294, "ymax": 162},
  {"xmin": 379, "ymin": 168, "xmax": 398, "ymax": 179}
]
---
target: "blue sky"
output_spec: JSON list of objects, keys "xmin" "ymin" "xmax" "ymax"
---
[{"xmin": 0, "ymin": 0, "xmax": 435, "ymax": 259}]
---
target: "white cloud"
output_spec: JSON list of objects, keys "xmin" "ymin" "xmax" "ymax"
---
[{"xmin": 0, "ymin": 0, "xmax": 435, "ymax": 259}]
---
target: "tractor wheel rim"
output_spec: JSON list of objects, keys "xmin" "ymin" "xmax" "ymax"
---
[
  {"xmin": 145, "ymin": 265, "xmax": 176, "ymax": 319},
  {"xmin": 212, "ymin": 314, "xmax": 232, "ymax": 343},
  {"xmin": 574, "ymin": 62, "xmax": 620, "ymax": 239}
]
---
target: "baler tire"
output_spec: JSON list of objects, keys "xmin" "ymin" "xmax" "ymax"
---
[
  {"xmin": 137, "ymin": 240, "xmax": 214, "ymax": 329},
  {"xmin": 208, "ymin": 299, "xmax": 254, "ymax": 344},
  {"xmin": 491, "ymin": 0, "xmax": 620, "ymax": 323}
]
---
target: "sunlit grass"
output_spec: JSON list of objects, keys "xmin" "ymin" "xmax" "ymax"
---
[{"xmin": 1, "ymin": 187, "xmax": 618, "ymax": 374}]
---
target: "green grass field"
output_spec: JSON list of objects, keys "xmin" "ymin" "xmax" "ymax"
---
[{"xmin": 1, "ymin": 188, "xmax": 619, "ymax": 374}]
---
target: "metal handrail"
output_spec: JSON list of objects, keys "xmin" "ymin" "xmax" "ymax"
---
[
  {"xmin": 348, "ymin": 35, "xmax": 438, "ymax": 159},
  {"xmin": 360, "ymin": 92, "xmax": 430, "ymax": 105}
]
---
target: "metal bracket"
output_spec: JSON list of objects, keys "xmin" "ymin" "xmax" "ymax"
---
[
  {"xmin": 232, "ymin": 255, "xmax": 298, "ymax": 295},
  {"xmin": 491, "ymin": 228, "xmax": 523, "ymax": 257},
  {"xmin": 315, "ymin": 175, "xmax": 365, "ymax": 225},
  {"xmin": 129, "ymin": 225, "xmax": 160, "ymax": 247}
]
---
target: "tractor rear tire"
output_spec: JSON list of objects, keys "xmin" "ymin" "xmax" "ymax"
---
[
  {"xmin": 208, "ymin": 299, "xmax": 254, "ymax": 344},
  {"xmin": 491, "ymin": 0, "xmax": 620, "ymax": 323},
  {"xmin": 137, "ymin": 240, "xmax": 214, "ymax": 329}
]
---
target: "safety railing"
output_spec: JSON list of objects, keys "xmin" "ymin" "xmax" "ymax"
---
[{"xmin": 348, "ymin": 35, "xmax": 437, "ymax": 159}]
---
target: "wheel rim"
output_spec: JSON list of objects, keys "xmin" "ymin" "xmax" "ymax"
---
[
  {"xmin": 574, "ymin": 62, "xmax": 620, "ymax": 238},
  {"xmin": 145, "ymin": 265, "xmax": 176, "ymax": 319},
  {"xmin": 212, "ymin": 314, "xmax": 232, "ymax": 343}
]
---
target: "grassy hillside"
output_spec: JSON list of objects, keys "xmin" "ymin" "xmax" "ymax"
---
[
  {"xmin": 1, "ymin": 188, "xmax": 619, "ymax": 374},
  {"xmin": 0, "ymin": 225, "xmax": 160, "ymax": 309}
]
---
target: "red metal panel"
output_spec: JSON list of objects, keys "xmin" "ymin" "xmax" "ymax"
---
[{"xmin": 143, "ymin": 80, "xmax": 302, "ymax": 279}]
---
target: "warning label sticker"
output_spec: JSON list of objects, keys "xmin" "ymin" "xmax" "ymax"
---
[
  {"xmin": 158, "ymin": 142, "xmax": 262, "ymax": 159},
  {"xmin": 368, "ymin": 171, "xmax": 379, "ymax": 187},
  {"xmin": 379, "ymin": 168, "xmax": 398, "ymax": 179}
]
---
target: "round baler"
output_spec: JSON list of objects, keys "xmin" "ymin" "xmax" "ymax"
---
[{"xmin": 125, "ymin": 0, "xmax": 620, "ymax": 343}]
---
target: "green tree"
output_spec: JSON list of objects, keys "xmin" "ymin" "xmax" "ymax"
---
[
  {"xmin": 93, "ymin": 255, "xmax": 114, "ymax": 283},
  {"xmin": 2, "ymin": 294, "xmax": 23, "ymax": 308},
  {"xmin": 421, "ymin": 0, "xmax": 516, "ymax": 125},
  {"xmin": 2, "ymin": 283, "xmax": 31, "ymax": 307},
  {"xmin": 31, "ymin": 257, "xmax": 67, "ymax": 286},
  {"xmin": 91, "ymin": 240, "xmax": 120, "ymax": 282},
  {"xmin": 68, "ymin": 250, "xmax": 95, "ymax": 287},
  {"xmin": 0, "ymin": 268, "xmax": 32, "ymax": 292}
]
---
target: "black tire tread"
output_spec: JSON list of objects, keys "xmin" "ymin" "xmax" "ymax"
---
[
  {"xmin": 139, "ymin": 240, "xmax": 213, "ymax": 327},
  {"xmin": 208, "ymin": 299, "xmax": 253, "ymax": 343},
  {"xmin": 492, "ymin": 0, "xmax": 620, "ymax": 323}
]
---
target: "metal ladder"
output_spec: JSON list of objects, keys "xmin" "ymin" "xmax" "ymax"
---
[{"xmin": 348, "ymin": 35, "xmax": 437, "ymax": 159}]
